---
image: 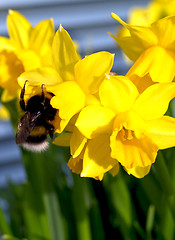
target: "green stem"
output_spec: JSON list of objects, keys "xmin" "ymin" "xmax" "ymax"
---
[
  {"xmin": 146, "ymin": 205, "xmax": 155, "ymax": 240},
  {"xmin": 103, "ymin": 173, "xmax": 137, "ymax": 240},
  {"xmin": 72, "ymin": 175, "xmax": 91, "ymax": 240},
  {"xmin": 43, "ymin": 192, "xmax": 65, "ymax": 240},
  {"xmin": 152, "ymin": 151, "xmax": 175, "ymax": 221},
  {"xmin": 0, "ymin": 204, "xmax": 12, "ymax": 235},
  {"xmin": 152, "ymin": 152, "xmax": 174, "ymax": 196},
  {"xmin": 22, "ymin": 147, "xmax": 65, "ymax": 240}
]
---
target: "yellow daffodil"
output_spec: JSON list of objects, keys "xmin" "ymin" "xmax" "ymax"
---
[
  {"xmin": 74, "ymin": 74, "xmax": 175, "ymax": 178},
  {"xmin": 18, "ymin": 25, "xmax": 114, "ymax": 134},
  {"xmin": 67, "ymin": 127, "xmax": 119, "ymax": 180},
  {"xmin": 118, "ymin": 0, "xmax": 175, "ymax": 38},
  {"xmin": 151, "ymin": 0, "xmax": 175, "ymax": 19},
  {"xmin": 117, "ymin": 0, "xmax": 175, "ymax": 64},
  {"xmin": 110, "ymin": 13, "xmax": 175, "ymax": 83},
  {"xmin": 0, "ymin": 10, "xmax": 54, "ymax": 101}
]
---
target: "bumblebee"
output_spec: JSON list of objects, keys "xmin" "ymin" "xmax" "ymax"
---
[{"xmin": 16, "ymin": 81, "xmax": 57, "ymax": 152}]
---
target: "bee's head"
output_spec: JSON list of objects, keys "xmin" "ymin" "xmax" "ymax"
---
[{"xmin": 26, "ymin": 95, "xmax": 45, "ymax": 113}]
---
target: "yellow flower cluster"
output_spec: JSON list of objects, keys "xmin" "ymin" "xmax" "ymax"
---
[
  {"xmin": 0, "ymin": 10, "xmax": 54, "ymax": 101},
  {"xmin": 116, "ymin": 0, "xmax": 175, "ymax": 63},
  {"xmin": 1, "ymin": 8, "xmax": 175, "ymax": 180}
]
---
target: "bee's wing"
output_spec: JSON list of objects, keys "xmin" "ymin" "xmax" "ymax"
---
[{"xmin": 16, "ymin": 111, "xmax": 41, "ymax": 145}]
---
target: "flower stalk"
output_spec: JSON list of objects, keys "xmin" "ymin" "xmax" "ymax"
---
[
  {"xmin": 72, "ymin": 175, "xmax": 92, "ymax": 240},
  {"xmin": 0, "ymin": 204, "xmax": 12, "ymax": 236}
]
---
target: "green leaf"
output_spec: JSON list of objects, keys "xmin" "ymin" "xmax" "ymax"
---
[
  {"xmin": 146, "ymin": 205, "xmax": 155, "ymax": 239},
  {"xmin": 21, "ymin": 145, "xmax": 66, "ymax": 240},
  {"xmin": 103, "ymin": 173, "xmax": 136, "ymax": 240},
  {"xmin": 0, "ymin": 205, "xmax": 12, "ymax": 236},
  {"xmin": 22, "ymin": 183, "xmax": 51, "ymax": 240},
  {"xmin": 72, "ymin": 175, "xmax": 92, "ymax": 240},
  {"xmin": 159, "ymin": 198, "xmax": 174, "ymax": 240},
  {"xmin": 42, "ymin": 192, "xmax": 65, "ymax": 240},
  {"xmin": 152, "ymin": 152, "xmax": 174, "ymax": 196}
]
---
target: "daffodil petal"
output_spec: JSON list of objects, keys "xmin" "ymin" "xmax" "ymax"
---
[
  {"xmin": 64, "ymin": 114, "xmax": 78, "ymax": 132},
  {"xmin": 75, "ymin": 52, "xmax": 114, "ymax": 94},
  {"xmin": 52, "ymin": 112, "xmax": 63, "ymax": 133},
  {"xmin": 128, "ymin": 73, "xmax": 155, "ymax": 94},
  {"xmin": 133, "ymin": 82, "xmax": 175, "ymax": 121},
  {"xmin": 110, "ymin": 132, "xmax": 158, "ymax": 169},
  {"xmin": 81, "ymin": 134, "xmax": 117, "ymax": 179},
  {"xmin": 85, "ymin": 93, "xmax": 101, "ymax": 106},
  {"xmin": 111, "ymin": 13, "xmax": 157, "ymax": 49},
  {"xmin": 70, "ymin": 127, "xmax": 87, "ymax": 158},
  {"xmin": 99, "ymin": 75, "xmax": 138, "ymax": 114},
  {"xmin": 18, "ymin": 67, "xmax": 62, "ymax": 88},
  {"xmin": 7, "ymin": 10, "xmax": 31, "ymax": 49},
  {"xmin": 128, "ymin": 25, "xmax": 157, "ymax": 49},
  {"xmin": 76, "ymin": 105, "xmax": 115, "ymax": 139},
  {"xmin": 111, "ymin": 13, "xmax": 128, "ymax": 28},
  {"xmin": 0, "ymin": 105, "xmax": 10, "ymax": 120},
  {"xmin": 16, "ymin": 50, "xmax": 41, "ymax": 71},
  {"xmin": 109, "ymin": 35, "xmax": 143, "ymax": 62},
  {"xmin": 52, "ymin": 25, "xmax": 80, "ymax": 81},
  {"xmin": 68, "ymin": 156, "xmax": 83, "ymax": 174},
  {"xmin": 127, "ymin": 46, "xmax": 175, "ymax": 83},
  {"xmin": 50, "ymin": 81, "xmax": 85, "ymax": 120},
  {"xmin": 30, "ymin": 19, "xmax": 54, "ymax": 57},
  {"xmin": 1, "ymin": 89, "xmax": 18, "ymax": 102},
  {"xmin": 53, "ymin": 132, "xmax": 72, "ymax": 147},
  {"xmin": 109, "ymin": 164, "xmax": 120, "ymax": 177},
  {"xmin": 125, "ymin": 165, "xmax": 151, "ymax": 178},
  {"xmin": 0, "ymin": 50, "xmax": 23, "ymax": 97},
  {"xmin": 151, "ymin": 15, "xmax": 175, "ymax": 48},
  {"xmin": 0, "ymin": 37, "xmax": 14, "ymax": 50},
  {"xmin": 146, "ymin": 116, "xmax": 175, "ymax": 149}
]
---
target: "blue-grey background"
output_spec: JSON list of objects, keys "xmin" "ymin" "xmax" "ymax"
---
[{"xmin": 0, "ymin": 0, "xmax": 149, "ymax": 216}]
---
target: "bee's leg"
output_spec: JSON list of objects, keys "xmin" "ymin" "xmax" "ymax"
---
[
  {"xmin": 44, "ymin": 122, "xmax": 55, "ymax": 139},
  {"xmin": 20, "ymin": 80, "xmax": 28, "ymax": 111},
  {"xmin": 48, "ymin": 125, "xmax": 55, "ymax": 139}
]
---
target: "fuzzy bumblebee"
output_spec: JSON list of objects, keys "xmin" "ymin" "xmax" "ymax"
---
[{"xmin": 16, "ymin": 81, "xmax": 57, "ymax": 152}]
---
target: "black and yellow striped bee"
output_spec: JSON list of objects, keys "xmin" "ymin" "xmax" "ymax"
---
[{"xmin": 16, "ymin": 81, "xmax": 57, "ymax": 152}]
